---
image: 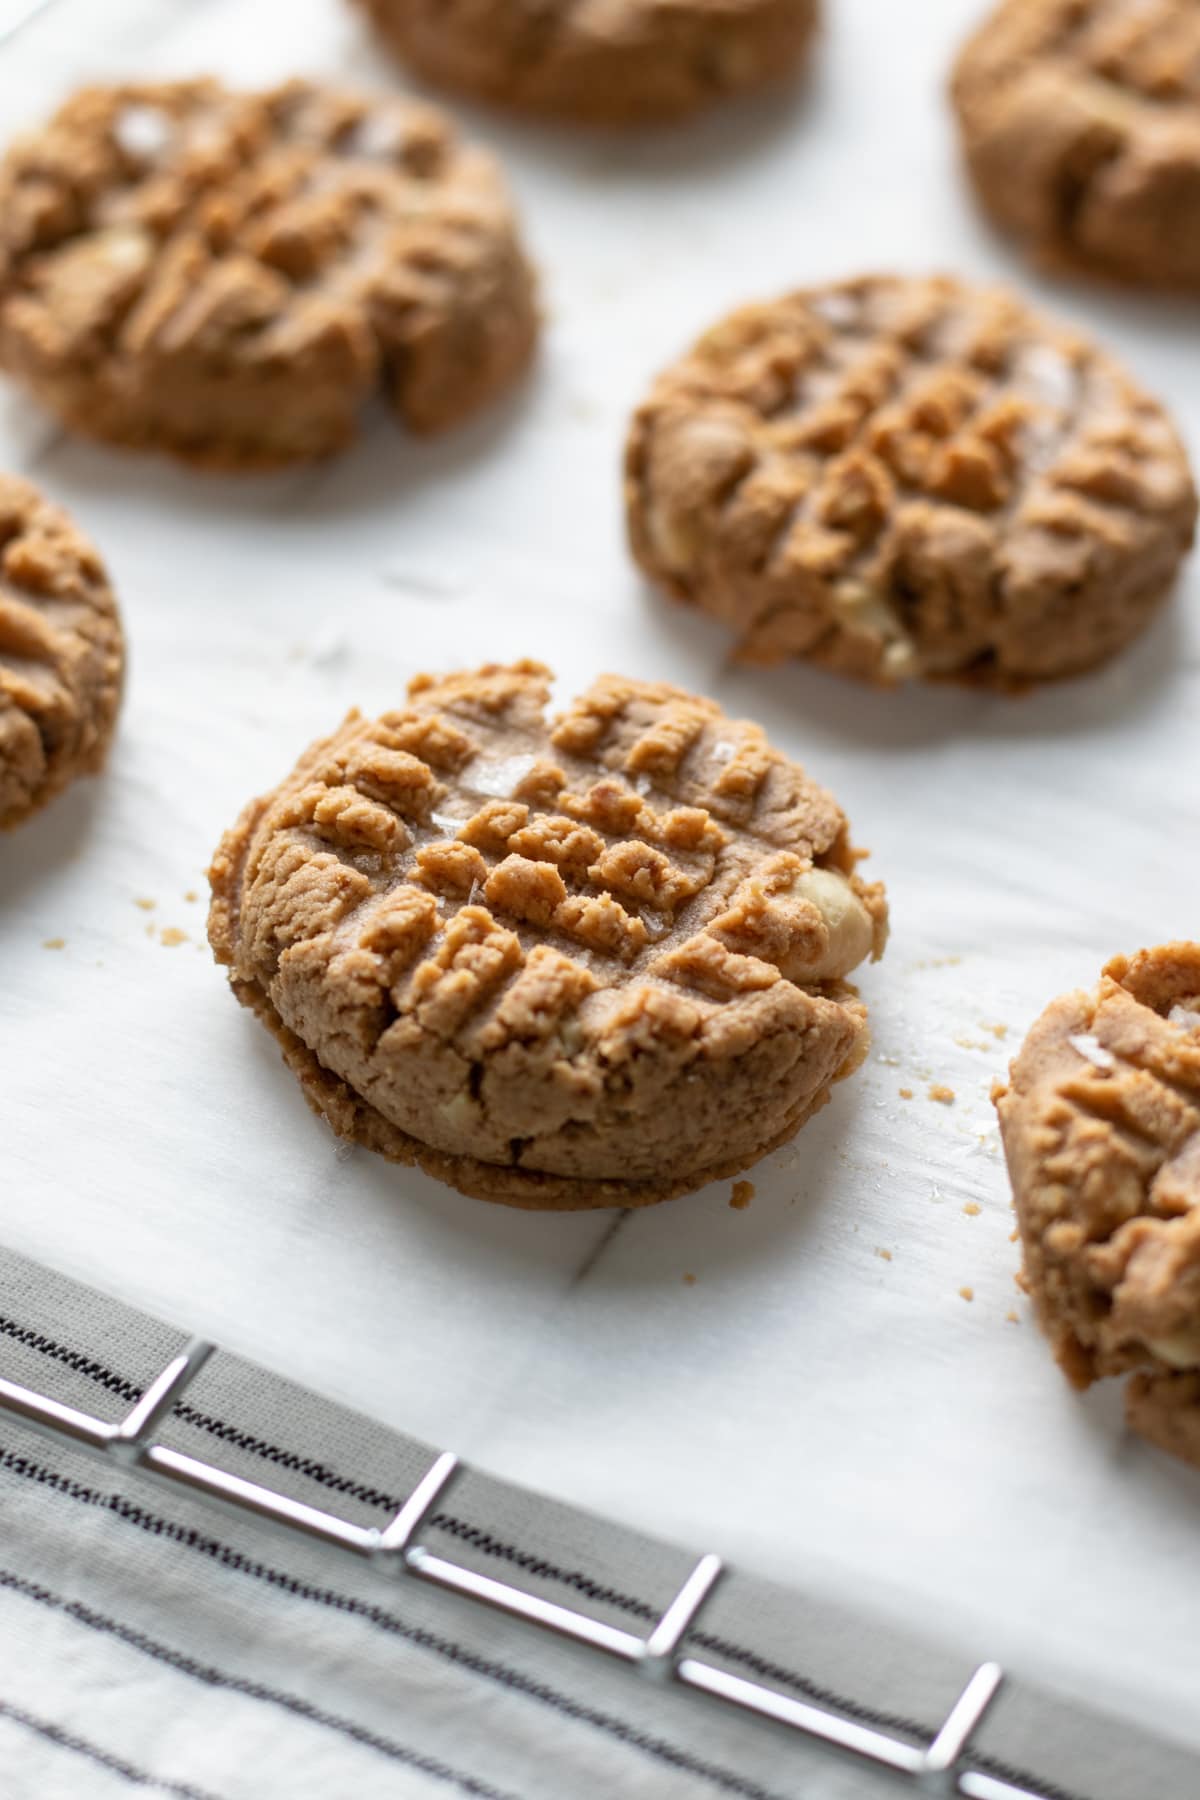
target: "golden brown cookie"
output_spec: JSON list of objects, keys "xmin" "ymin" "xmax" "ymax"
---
[
  {"xmin": 0, "ymin": 80, "xmax": 538, "ymax": 469},
  {"xmin": 952, "ymin": 0, "xmax": 1200, "ymax": 292},
  {"xmin": 625, "ymin": 274, "xmax": 1196, "ymax": 687},
  {"xmin": 208, "ymin": 661, "xmax": 887, "ymax": 1210},
  {"xmin": 0, "ymin": 475, "xmax": 123, "ymax": 830},
  {"xmin": 353, "ymin": 0, "xmax": 820, "ymax": 125},
  {"xmin": 996, "ymin": 944, "xmax": 1200, "ymax": 1469}
]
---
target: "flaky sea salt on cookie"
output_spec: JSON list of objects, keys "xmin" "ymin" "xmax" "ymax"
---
[
  {"xmin": 352, "ymin": 0, "xmax": 820, "ymax": 126},
  {"xmin": 996, "ymin": 944, "xmax": 1200, "ymax": 1469},
  {"xmin": 208, "ymin": 662, "xmax": 887, "ymax": 1211},
  {"xmin": 0, "ymin": 475, "xmax": 123, "ymax": 830},
  {"xmin": 625, "ymin": 274, "xmax": 1196, "ymax": 688},
  {"xmin": 952, "ymin": 0, "xmax": 1200, "ymax": 293},
  {"xmin": 0, "ymin": 80, "xmax": 538, "ymax": 469}
]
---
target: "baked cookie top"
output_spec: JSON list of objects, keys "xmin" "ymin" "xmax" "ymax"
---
[
  {"xmin": 353, "ymin": 0, "xmax": 820, "ymax": 125},
  {"xmin": 996, "ymin": 945, "xmax": 1200, "ymax": 1462},
  {"xmin": 0, "ymin": 80, "xmax": 537, "ymax": 468},
  {"xmin": 209, "ymin": 662, "xmax": 887, "ymax": 1209},
  {"xmin": 626, "ymin": 274, "xmax": 1196, "ymax": 687},
  {"xmin": 952, "ymin": 0, "xmax": 1200, "ymax": 290},
  {"xmin": 0, "ymin": 474, "xmax": 123, "ymax": 831}
]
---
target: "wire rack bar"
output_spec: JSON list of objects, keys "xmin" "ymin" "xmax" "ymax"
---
[{"xmin": 0, "ymin": 1342, "xmax": 1048, "ymax": 1800}]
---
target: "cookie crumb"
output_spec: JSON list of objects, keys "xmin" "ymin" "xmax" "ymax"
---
[
  {"xmin": 730, "ymin": 1180, "xmax": 754, "ymax": 1210},
  {"xmin": 959, "ymin": 1286, "xmax": 974, "ymax": 1302},
  {"xmin": 984, "ymin": 1022, "xmax": 1008, "ymax": 1040},
  {"xmin": 42, "ymin": 937, "xmax": 65, "ymax": 950},
  {"xmin": 963, "ymin": 1201, "xmax": 981, "ymax": 1217},
  {"xmin": 898, "ymin": 1086, "xmax": 913, "ymax": 1099},
  {"xmin": 184, "ymin": 889, "xmax": 199, "ymax": 903},
  {"xmin": 875, "ymin": 1247, "xmax": 893, "ymax": 1262},
  {"xmin": 1005, "ymin": 1310, "xmax": 1019, "ymax": 1324},
  {"xmin": 1009, "ymin": 1228, "xmax": 1019, "ymax": 1243},
  {"xmin": 683, "ymin": 1272, "xmax": 696, "ymax": 1286},
  {"xmin": 159, "ymin": 927, "xmax": 188, "ymax": 947},
  {"xmin": 929, "ymin": 1083, "xmax": 956, "ymax": 1104},
  {"xmin": 134, "ymin": 897, "xmax": 156, "ymax": 911}
]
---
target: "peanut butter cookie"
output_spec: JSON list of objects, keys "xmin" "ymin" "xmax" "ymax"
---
[
  {"xmin": 209, "ymin": 662, "xmax": 887, "ymax": 1210},
  {"xmin": 0, "ymin": 80, "xmax": 538, "ymax": 469},
  {"xmin": 0, "ymin": 475, "xmax": 123, "ymax": 831},
  {"xmin": 952, "ymin": 0, "xmax": 1200, "ymax": 292},
  {"xmin": 996, "ymin": 944, "xmax": 1200, "ymax": 1470},
  {"xmin": 353, "ymin": 0, "xmax": 820, "ymax": 126},
  {"xmin": 625, "ymin": 274, "xmax": 1196, "ymax": 686}
]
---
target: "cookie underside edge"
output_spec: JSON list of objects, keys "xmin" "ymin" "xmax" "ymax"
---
[{"xmin": 230, "ymin": 974, "xmax": 839, "ymax": 1212}]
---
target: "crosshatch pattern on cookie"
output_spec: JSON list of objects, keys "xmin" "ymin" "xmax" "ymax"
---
[
  {"xmin": 209, "ymin": 663, "xmax": 888, "ymax": 1203},
  {"xmin": 979, "ymin": 0, "xmax": 1200, "ymax": 109},
  {"xmin": 952, "ymin": 1, "xmax": 1200, "ymax": 291},
  {"xmin": 0, "ymin": 476, "xmax": 123, "ymax": 830},
  {"xmin": 626, "ymin": 275, "xmax": 1196, "ymax": 685},
  {"xmin": 0, "ymin": 80, "xmax": 537, "ymax": 465},
  {"xmin": 996, "ymin": 943, "xmax": 1200, "ymax": 1468}
]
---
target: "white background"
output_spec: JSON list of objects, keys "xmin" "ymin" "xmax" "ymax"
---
[{"xmin": 0, "ymin": 0, "xmax": 1197, "ymax": 1760}]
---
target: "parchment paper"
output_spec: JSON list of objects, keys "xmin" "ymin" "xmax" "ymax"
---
[{"xmin": 1, "ymin": 0, "xmax": 1197, "ymax": 1766}]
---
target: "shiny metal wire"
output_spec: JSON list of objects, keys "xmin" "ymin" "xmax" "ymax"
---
[{"xmin": 0, "ymin": 1336, "xmax": 1045, "ymax": 1800}]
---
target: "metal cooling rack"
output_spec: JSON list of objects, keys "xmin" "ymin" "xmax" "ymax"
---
[{"xmin": 0, "ymin": 1330, "xmax": 1048, "ymax": 1800}]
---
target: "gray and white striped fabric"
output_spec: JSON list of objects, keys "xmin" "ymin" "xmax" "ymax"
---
[{"xmin": 0, "ymin": 1246, "xmax": 1191, "ymax": 1800}]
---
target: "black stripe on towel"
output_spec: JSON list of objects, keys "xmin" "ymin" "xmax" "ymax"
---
[
  {"xmin": 0, "ymin": 1443, "xmax": 790, "ymax": 1800},
  {"xmin": 0, "ymin": 1566, "xmax": 518, "ymax": 1800},
  {"xmin": 0, "ymin": 1694, "xmax": 223, "ymax": 1800},
  {"xmin": 0, "ymin": 1316, "xmax": 1092, "ymax": 1800}
]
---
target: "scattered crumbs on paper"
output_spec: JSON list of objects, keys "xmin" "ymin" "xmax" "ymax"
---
[
  {"xmin": 983, "ymin": 1022, "xmax": 1008, "ymax": 1040},
  {"xmin": 159, "ymin": 927, "xmax": 188, "ymax": 947},
  {"xmin": 929, "ymin": 1084, "xmax": 956, "ymax": 1105},
  {"xmin": 963, "ymin": 1201, "xmax": 982, "ymax": 1216},
  {"xmin": 730, "ymin": 1180, "xmax": 754, "ymax": 1211},
  {"xmin": 876, "ymin": 1054, "xmax": 900, "ymax": 1068},
  {"xmin": 42, "ymin": 937, "xmax": 65, "ymax": 951},
  {"xmin": 184, "ymin": 890, "xmax": 199, "ymax": 904},
  {"xmin": 898, "ymin": 1086, "xmax": 914, "ymax": 1100},
  {"xmin": 959, "ymin": 1286, "xmax": 974, "ymax": 1302},
  {"xmin": 875, "ymin": 1247, "xmax": 893, "ymax": 1262},
  {"xmin": 1006, "ymin": 1310, "xmax": 1020, "ymax": 1325},
  {"xmin": 683, "ymin": 1272, "xmax": 697, "ymax": 1286},
  {"xmin": 145, "ymin": 922, "xmax": 156, "ymax": 938},
  {"xmin": 134, "ymin": 896, "xmax": 156, "ymax": 911},
  {"xmin": 954, "ymin": 1034, "xmax": 990, "ymax": 1053}
]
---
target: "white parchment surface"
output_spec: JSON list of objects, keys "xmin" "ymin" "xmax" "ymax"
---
[{"xmin": 0, "ymin": 0, "xmax": 1197, "ymax": 1765}]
